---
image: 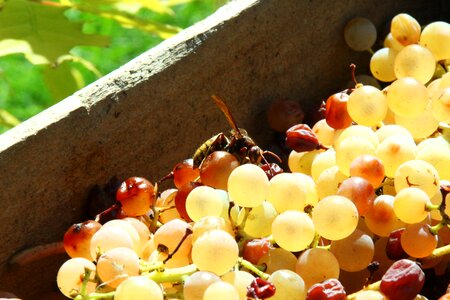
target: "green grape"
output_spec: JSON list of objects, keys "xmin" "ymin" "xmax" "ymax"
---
[
  {"xmin": 183, "ymin": 271, "xmax": 221, "ymax": 300},
  {"xmin": 292, "ymin": 172, "xmax": 319, "ymax": 206},
  {"xmin": 336, "ymin": 136, "xmax": 377, "ymax": 176},
  {"xmin": 312, "ymin": 119, "xmax": 336, "ymax": 147},
  {"xmin": 186, "ymin": 186, "xmax": 229, "ymax": 221},
  {"xmin": 344, "ymin": 17, "xmax": 377, "ymax": 51},
  {"xmin": 312, "ymin": 195, "xmax": 359, "ymax": 240},
  {"xmin": 375, "ymin": 135, "xmax": 417, "ymax": 178},
  {"xmin": 420, "ymin": 21, "xmax": 450, "ymax": 61},
  {"xmin": 222, "ymin": 270, "xmax": 255, "ymax": 300},
  {"xmin": 370, "ymin": 47, "xmax": 398, "ymax": 82},
  {"xmin": 430, "ymin": 87, "xmax": 450, "ymax": 123},
  {"xmin": 384, "ymin": 32, "xmax": 404, "ymax": 52},
  {"xmin": 390, "ymin": 13, "xmax": 421, "ymax": 46},
  {"xmin": 375, "ymin": 124, "xmax": 414, "ymax": 143},
  {"xmin": 311, "ymin": 148, "xmax": 336, "ymax": 183},
  {"xmin": 227, "ymin": 164, "xmax": 269, "ymax": 208},
  {"xmin": 330, "ymin": 229, "xmax": 375, "ymax": 272},
  {"xmin": 192, "ymin": 216, "xmax": 234, "ymax": 242},
  {"xmin": 394, "ymin": 104, "xmax": 440, "ymax": 139},
  {"xmin": 237, "ymin": 201, "xmax": 277, "ymax": 238},
  {"xmin": 394, "ymin": 44, "xmax": 436, "ymax": 84},
  {"xmin": 257, "ymin": 247, "xmax": 297, "ymax": 274},
  {"xmin": 191, "ymin": 229, "xmax": 238, "ymax": 276},
  {"xmin": 271, "ymin": 210, "xmax": 315, "ymax": 252},
  {"xmin": 267, "ymin": 173, "xmax": 307, "ymax": 212},
  {"xmin": 334, "ymin": 125, "xmax": 379, "ymax": 149},
  {"xmin": 203, "ymin": 281, "xmax": 239, "ymax": 300},
  {"xmin": 288, "ymin": 149, "xmax": 323, "ymax": 175},
  {"xmin": 387, "ymin": 77, "xmax": 428, "ymax": 117},
  {"xmin": 393, "ymin": 187, "xmax": 431, "ymax": 224},
  {"xmin": 115, "ymin": 276, "xmax": 163, "ymax": 300},
  {"xmin": 417, "ymin": 146, "xmax": 450, "ymax": 181},
  {"xmin": 57, "ymin": 257, "xmax": 97, "ymax": 298},
  {"xmin": 268, "ymin": 270, "xmax": 307, "ymax": 300},
  {"xmin": 316, "ymin": 166, "xmax": 348, "ymax": 199},
  {"xmin": 394, "ymin": 159, "xmax": 440, "ymax": 198},
  {"xmin": 295, "ymin": 247, "xmax": 340, "ymax": 288},
  {"xmin": 347, "ymin": 85, "xmax": 388, "ymax": 126}
]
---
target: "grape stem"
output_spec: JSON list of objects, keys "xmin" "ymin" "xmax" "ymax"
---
[
  {"xmin": 238, "ymin": 257, "xmax": 270, "ymax": 280},
  {"xmin": 347, "ymin": 280, "xmax": 381, "ymax": 299},
  {"xmin": 146, "ymin": 263, "xmax": 198, "ymax": 283},
  {"xmin": 425, "ymin": 244, "xmax": 450, "ymax": 260},
  {"xmin": 163, "ymin": 227, "xmax": 193, "ymax": 263}
]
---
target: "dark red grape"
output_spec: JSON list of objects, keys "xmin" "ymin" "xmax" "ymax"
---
[
  {"xmin": 324, "ymin": 91, "xmax": 352, "ymax": 130},
  {"xmin": 116, "ymin": 177, "xmax": 155, "ymax": 216},
  {"xmin": 386, "ymin": 228, "xmax": 409, "ymax": 260},
  {"xmin": 285, "ymin": 124, "xmax": 322, "ymax": 152},
  {"xmin": 247, "ymin": 278, "xmax": 276, "ymax": 299},
  {"xmin": 380, "ymin": 259, "xmax": 425, "ymax": 300}
]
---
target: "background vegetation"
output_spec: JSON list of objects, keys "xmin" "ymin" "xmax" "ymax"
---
[{"xmin": 0, "ymin": 0, "xmax": 224, "ymax": 133}]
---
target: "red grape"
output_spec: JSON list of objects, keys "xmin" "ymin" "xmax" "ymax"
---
[
  {"xmin": 199, "ymin": 151, "xmax": 239, "ymax": 190},
  {"xmin": 306, "ymin": 278, "xmax": 346, "ymax": 300},
  {"xmin": 324, "ymin": 91, "xmax": 352, "ymax": 130},
  {"xmin": 337, "ymin": 176, "xmax": 375, "ymax": 216},
  {"xmin": 173, "ymin": 159, "xmax": 200, "ymax": 189},
  {"xmin": 63, "ymin": 220, "xmax": 102, "ymax": 260},
  {"xmin": 242, "ymin": 238, "xmax": 271, "ymax": 265},
  {"xmin": 386, "ymin": 228, "xmax": 408, "ymax": 260},
  {"xmin": 116, "ymin": 177, "xmax": 156, "ymax": 217},
  {"xmin": 174, "ymin": 181, "xmax": 202, "ymax": 222}
]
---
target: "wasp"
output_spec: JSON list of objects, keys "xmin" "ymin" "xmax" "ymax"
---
[{"xmin": 193, "ymin": 95, "xmax": 281, "ymax": 170}]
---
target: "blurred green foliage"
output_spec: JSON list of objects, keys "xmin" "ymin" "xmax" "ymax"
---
[{"xmin": 0, "ymin": 0, "xmax": 224, "ymax": 133}]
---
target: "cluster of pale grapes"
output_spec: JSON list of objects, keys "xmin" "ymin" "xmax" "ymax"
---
[{"xmin": 53, "ymin": 12, "xmax": 450, "ymax": 300}]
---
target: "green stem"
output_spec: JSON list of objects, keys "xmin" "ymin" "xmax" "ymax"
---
[
  {"xmin": 429, "ymin": 222, "xmax": 443, "ymax": 235},
  {"xmin": 74, "ymin": 291, "xmax": 115, "ymax": 300},
  {"xmin": 238, "ymin": 258, "xmax": 270, "ymax": 280},
  {"xmin": 316, "ymin": 244, "xmax": 331, "ymax": 250},
  {"xmin": 427, "ymin": 243, "xmax": 450, "ymax": 260},
  {"xmin": 147, "ymin": 264, "xmax": 198, "ymax": 283},
  {"xmin": 311, "ymin": 233, "xmax": 321, "ymax": 248},
  {"xmin": 426, "ymin": 203, "xmax": 441, "ymax": 212},
  {"xmin": 347, "ymin": 280, "xmax": 381, "ymax": 299}
]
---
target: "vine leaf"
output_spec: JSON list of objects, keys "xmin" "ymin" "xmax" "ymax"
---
[{"xmin": 0, "ymin": 0, "xmax": 110, "ymax": 64}]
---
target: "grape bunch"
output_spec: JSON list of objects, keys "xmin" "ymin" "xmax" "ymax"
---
[{"xmin": 19, "ymin": 12, "xmax": 449, "ymax": 300}]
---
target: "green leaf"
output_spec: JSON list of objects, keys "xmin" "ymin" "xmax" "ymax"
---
[
  {"xmin": 0, "ymin": 109, "xmax": 20, "ymax": 128},
  {"xmin": 0, "ymin": 0, "xmax": 110, "ymax": 64},
  {"xmin": 42, "ymin": 59, "xmax": 85, "ymax": 102}
]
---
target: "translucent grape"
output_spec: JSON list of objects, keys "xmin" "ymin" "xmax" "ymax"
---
[
  {"xmin": 344, "ymin": 17, "xmax": 377, "ymax": 51},
  {"xmin": 365, "ymin": 195, "xmax": 405, "ymax": 237},
  {"xmin": 387, "ymin": 77, "xmax": 428, "ymax": 117},
  {"xmin": 375, "ymin": 124, "xmax": 414, "ymax": 143},
  {"xmin": 337, "ymin": 177, "xmax": 375, "ymax": 216},
  {"xmin": 268, "ymin": 270, "xmax": 307, "ymax": 300},
  {"xmin": 115, "ymin": 276, "xmax": 163, "ymax": 300},
  {"xmin": 375, "ymin": 135, "xmax": 417, "ymax": 178},
  {"xmin": 316, "ymin": 166, "xmax": 348, "ymax": 199},
  {"xmin": 63, "ymin": 220, "xmax": 101, "ymax": 261},
  {"xmin": 237, "ymin": 201, "xmax": 277, "ymax": 238},
  {"xmin": 394, "ymin": 104, "xmax": 440, "ymax": 139},
  {"xmin": 172, "ymin": 159, "xmax": 200, "ymax": 189},
  {"xmin": 390, "ymin": 13, "xmax": 421, "ymax": 46},
  {"xmin": 153, "ymin": 218, "xmax": 193, "ymax": 260},
  {"xmin": 186, "ymin": 185, "xmax": 229, "ymax": 221},
  {"xmin": 192, "ymin": 216, "xmax": 234, "ymax": 242},
  {"xmin": 394, "ymin": 159, "xmax": 440, "ymax": 198},
  {"xmin": 353, "ymin": 290, "xmax": 387, "ymax": 300},
  {"xmin": 417, "ymin": 146, "xmax": 450, "ymax": 181},
  {"xmin": 288, "ymin": 149, "xmax": 323, "ymax": 175},
  {"xmin": 334, "ymin": 125, "xmax": 379, "ymax": 149},
  {"xmin": 123, "ymin": 217, "xmax": 150, "ymax": 255},
  {"xmin": 271, "ymin": 210, "xmax": 315, "ymax": 252},
  {"xmin": 384, "ymin": 32, "xmax": 404, "ymax": 52},
  {"xmin": 222, "ymin": 270, "xmax": 256, "ymax": 300},
  {"xmin": 430, "ymin": 87, "xmax": 450, "ymax": 123},
  {"xmin": 90, "ymin": 225, "xmax": 134, "ymax": 259},
  {"xmin": 183, "ymin": 271, "xmax": 221, "ymax": 300},
  {"xmin": 401, "ymin": 223, "xmax": 438, "ymax": 258},
  {"xmin": 393, "ymin": 187, "xmax": 431, "ymax": 224},
  {"xmin": 312, "ymin": 119, "xmax": 335, "ymax": 147},
  {"xmin": 311, "ymin": 148, "xmax": 336, "ymax": 183},
  {"xmin": 227, "ymin": 164, "xmax": 269, "ymax": 208},
  {"xmin": 420, "ymin": 21, "xmax": 450, "ymax": 61},
  {"xmin": 394, "ymin": 44, "xmax": 436, "ymax": 84},
  {"xmin": 292, "ymin": 172, "xmax": 319, "ymax": 206},
  {"xmin": 102, "ymin": 219, "xmax": 141, "ymax": 253},
  {"xmin": 258, "ymin": 247, "xmax": 297, "ymax": 274},
  {"xmin": 57, "ymin": 257, "xmax": 97, "ymax": 298},
  {"xmin": 370, "ymin": 47, "xmax": 397, "ymax": 82},
  {"xmin": 312, "ymin": 195, "xmax": 359, "ymax": 240},
  {"xmin": 267, "ymin": 173, "xmax": 306, "ymax": 212},
  {"xmin": 96, "ymin": 247, "xmax": 140, "ymax": 288},
  {"xmin": 336, "ymin": 136, "xmax": 376, "ymax": 176},
  {"xmin": 349, "ymin": 154, "xmax": 385, "ymax": 188},
  {"xmin": 295, "ymin": 247, "xmax": 340, "ymax": 288},
  {"xmin": 191, "ymin": 229, "xmax": 238, "ymax": 276},
  {"xmin": 330, "ymin": 229, "xmax": 375, "ymax": 272},
  {"xmin": 203, "ymin": 281, "xmax": 239, "ymax": 300},
  {"xmin": 347, "ymin": 85, "xmax": 388, "ymax": 126}
]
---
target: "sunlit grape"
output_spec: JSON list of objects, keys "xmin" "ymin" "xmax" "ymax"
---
[{"xmin": 344, "ymin": 17, "xmax": 377, "ymax": 51}]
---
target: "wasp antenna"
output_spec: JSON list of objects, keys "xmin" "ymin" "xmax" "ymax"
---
[{"xmin": 211, "ymin": 95, "xmax": 241, "ymax": 135}]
